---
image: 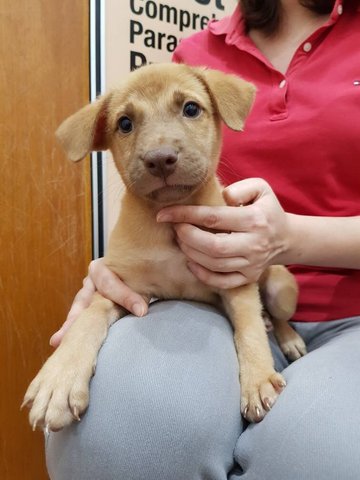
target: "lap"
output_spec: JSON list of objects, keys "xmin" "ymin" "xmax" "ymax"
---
[
  {"xmin": 46, "ymin": 300, "xmax": 243, "ymax": 480},
  {"xmin": 46, "ymin": 301, "xmax": 360, "ymax": 480},
  {"xmin": 232, "ymin": 316, "xmax": 360, "ymax": 480}
]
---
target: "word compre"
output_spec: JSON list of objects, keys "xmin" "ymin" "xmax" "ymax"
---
[{"xmin": 130, "ymin": 0, "xmax": 216, "ymax": 32}]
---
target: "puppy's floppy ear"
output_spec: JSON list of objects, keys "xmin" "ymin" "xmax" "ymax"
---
[
  {"xmin": 197, "ymin": 68, "xmax": 256, "ymax": 131},
  {"xmin": 56, "ymin": 96, "xmax": 109, "ymax": 162}
]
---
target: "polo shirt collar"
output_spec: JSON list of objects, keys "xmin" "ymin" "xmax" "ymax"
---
[{"xmin": 208, "ymin": 0, "xmax": 345, "ymax": 46}]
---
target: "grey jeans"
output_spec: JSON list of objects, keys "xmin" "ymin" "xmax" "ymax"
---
[{"xmin": 46, "ymin": 301, "xmax": 360, "ymax": 480}]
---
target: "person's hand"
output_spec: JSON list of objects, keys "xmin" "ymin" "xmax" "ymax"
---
[
  {"xmin": 49, "ymin": 258, "xmax": 148, "ymax": 348},
  {"xmin": 157, "ymin": 178, "xmax": 290, "ymax": 289}
]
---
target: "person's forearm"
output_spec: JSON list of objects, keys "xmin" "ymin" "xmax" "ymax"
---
[{"xmin": 278, "ymin": 214, "xmax": 360, "ymax": 269}]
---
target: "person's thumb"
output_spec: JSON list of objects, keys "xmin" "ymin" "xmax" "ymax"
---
[{"xmin": 223, "ymin": 178, "xmax": 270, "ymax": 207}]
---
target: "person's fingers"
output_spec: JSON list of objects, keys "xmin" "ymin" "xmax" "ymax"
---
[
  {"xmin": 157, "ymin": 204, "xmax": 256, "ymax": 232},
  {"xmin": 49, "ymin": 276, "xmax": 96, "ymax": 348},
  {"xmin": 177, "ymin": 239, "xmax": 248, "ymax": 273},
  {"xmin": 49, "ymin": 307, "xmax": 85, "ymax": 348},
  {"xmin": 49, "ymin": 320, "xmax": 73, "ymax": 348},
  {"xmin": 187, "ymin": 261, "xmax": 248, "ymax": 289},
  {"xmin": 223, "ymin": 178, "xmax": 270, "ymax": 206},
  {"xmin": 89, "ymin": 259, "xmax": 148, "ymax": 316},
  {"xmin": 50, "ymin": 259, "xmax": 149, "ymax": 349},
  {"xmin": 174, "ymin": 223, "xmax": 251, "ymax": 258}
]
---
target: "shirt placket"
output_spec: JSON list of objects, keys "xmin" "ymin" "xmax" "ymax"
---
[
  {"xmin": 269, "ymin": 40, "xmax": 316, "ymax": 122},
  {"xmin": 226, "ymin": 0, "xmax": 344, "ymax": 122},
  {"xmin": 269, "ymin": 73, "xmax": 288, "ymax": 121}
]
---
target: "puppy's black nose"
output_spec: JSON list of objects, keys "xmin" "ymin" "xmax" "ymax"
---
[{"xmin": 144, "ymin": 147, "xmax": 178, "ymax": 178}]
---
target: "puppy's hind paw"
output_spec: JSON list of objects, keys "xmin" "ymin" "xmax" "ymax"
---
[{"xmin": 278, "ymin": 332, "xmax": 307, "ymax": 362}]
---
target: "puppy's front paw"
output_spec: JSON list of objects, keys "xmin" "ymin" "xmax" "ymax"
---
[
  {"xmin": 22, "ymin": 348, "xmax": 94, "ymax": 432},
  {"xmin": 241, "ymin": 371, "xmax": 286, "ymax": 423}
]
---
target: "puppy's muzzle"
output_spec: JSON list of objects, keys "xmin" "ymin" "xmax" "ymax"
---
[{"xmin": 143, "ymin": 146, "xmax": 178, "ymax": 178}]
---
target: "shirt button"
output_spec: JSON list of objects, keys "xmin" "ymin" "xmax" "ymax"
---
[
  {"xmin": 303, "ymin": 42, "xmax": 312, "ymax": 52},
  {"xmin": 279, "ymin": 79, "xmax": 286, "ymax": 88},
  {"xmin": 338, "ymin": 4, "xmax": 343, "ymax": 15}
]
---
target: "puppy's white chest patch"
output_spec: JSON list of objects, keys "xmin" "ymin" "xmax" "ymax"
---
[{"xmin": 108, "ymin": 245, "xmax": 218, "ymax": 305}]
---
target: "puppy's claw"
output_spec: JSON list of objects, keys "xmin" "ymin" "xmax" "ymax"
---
[
  {"xmin": 72, "ymin": 406, "xmax": 81, "ymax": 422},
  {"xmin": 278, "ymin": 379, "xmax": 287, "ymax": 389},
  {"xmin": 32, "ymin": 420, "xmax": 38, "ymax": 432},
  {"xmin": 255, "ymin": 407, "xmax": 262, "ymax": 421},
  {"xmin": 20, "ymin": 398, "xmax": 29, "ymax": 411},
  {"xmin": 263, "ymin": 397, "xmax": 273, "ymax": 411}
]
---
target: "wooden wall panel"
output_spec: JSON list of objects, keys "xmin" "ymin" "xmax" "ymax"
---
[{"xmin": 0, "ymin": 1, "xmax": 91, "ymax": 478}]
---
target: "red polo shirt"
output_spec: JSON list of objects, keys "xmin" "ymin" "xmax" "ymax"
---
[{"xmin": 173, "ymin": 0, "xmax": 360, "ymax": 322}]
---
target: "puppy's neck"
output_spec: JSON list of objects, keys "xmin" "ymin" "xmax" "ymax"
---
[
  {"xmin": 122, "ymin": 176, "xmax": 223, "ymax": 218},
  {"xmin": 109, "ymin": 176, "xmax": 224, "ymax": 252}
]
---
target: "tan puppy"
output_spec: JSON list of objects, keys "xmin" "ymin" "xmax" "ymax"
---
[{"xmin": 23, "ymin": 63, "xmax": 306, "ymax": 431}]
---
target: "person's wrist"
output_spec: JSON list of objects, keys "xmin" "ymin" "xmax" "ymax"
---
[{"xmin": 273, "ymin": 212, "xmax": 297, "ymax": 265}]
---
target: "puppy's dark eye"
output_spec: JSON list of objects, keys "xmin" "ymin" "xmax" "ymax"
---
[
  {"xmin": 118, "ymin": 116, "xmax": 133, "ymax": 133},
  {"xmin": 183, "ymin": 102, "xmax": 201, "ymax": 118}
]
